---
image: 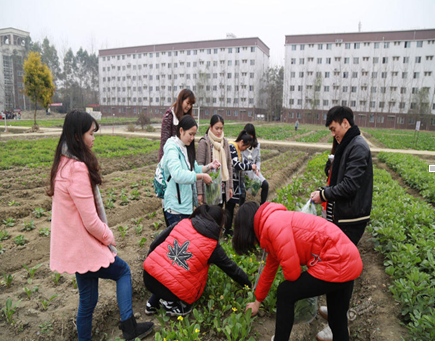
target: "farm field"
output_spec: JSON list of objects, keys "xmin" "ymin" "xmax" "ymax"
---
[{"xmin": 1, "ymin": 126, "xmax": 434, "ymax": 340}]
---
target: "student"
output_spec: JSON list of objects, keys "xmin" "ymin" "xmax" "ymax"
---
[
  {"xmin": 47, "ymin": 110, "xmax": 154, "ymax": 341},
  {"xmin": 159, "ymin": 89, "xmax": 195, "ymax": 161},
  {"xmin": 295, "ymin": 120, "xmax": 299, "ymax": 131},
  {"xmin": 310, "ymin": 106, "xmax": 373, "ymax": 341},
  {"xmin": 225, "ymin": 130, "xmax": 258, "ymax": 236},
  {"xmin": 241, "ymin": 123, "xmax": 269, "ymax": 204},
  {"xmin": 196, "ymin": 114, "xmax": 233, "ymax": 206},
  {"xmin": 233, "ymin": 202, "xmax": 363, "ymax": 341},
  {"xmin": 162, "ymin": 115, "xmax": 220, "ymax": 226},
  {"xmin": 143, "ymin": 205, "xmax": 251, "ymax": 316}
]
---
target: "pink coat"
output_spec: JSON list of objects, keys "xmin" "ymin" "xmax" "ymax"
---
[
  {"xmin": 50, "ymin": 157, "xmax": 115, "ymax": 274},
  {"xmin": 254, "ymin": 203, "xmax": 363, "ymax": 302}
]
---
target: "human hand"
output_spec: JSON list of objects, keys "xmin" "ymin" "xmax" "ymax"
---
[
  {"xmin": 210, "ymin": 159, "xmax": 221, "ymax": 170},
  {"xmin": 251, "ymin": 164, "xmax": 257, "ymax": 171},
  {"xmin": 310, "ymin": 191, "xmax": 322, "ymax": 204},
  {"xmin": 229, "ymin": 189, "xmax": 233, "ymax": 199},
  {"xmin": 198, "ymin": 195, "xmax": 203, "ymax": 205},
  {"xmin": 202, "ymin": 174, "xmax": 213, "ymax": 185},
  {"xmin": 245, "ymin": 300, "xmax": 261, "ymax": 316}
]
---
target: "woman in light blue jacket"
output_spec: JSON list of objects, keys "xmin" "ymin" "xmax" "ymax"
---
[{"xmin": 162, "ymin": 115, "xmax": 220, "ymax": 226}]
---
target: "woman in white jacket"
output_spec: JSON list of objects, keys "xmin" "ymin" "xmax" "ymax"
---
[{"xmin": 242, "ymin": 123, "xmax": 269, "ymax": 204}]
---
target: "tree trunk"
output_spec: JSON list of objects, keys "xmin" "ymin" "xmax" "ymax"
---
[{"xmin": 34, "ymin": 95, "xmax": 37, "ymax": 126}]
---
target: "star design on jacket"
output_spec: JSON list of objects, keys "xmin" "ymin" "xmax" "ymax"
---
[{"xmin": 167, "ymin": 239, "xmax": 193, "ymax": 271}]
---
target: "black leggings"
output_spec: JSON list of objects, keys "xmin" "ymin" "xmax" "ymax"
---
[
  {"xmin": 260, "ymin": 180, "xmax": 269, "ymax": 205},
  {"xmin": 275, "ymin": 272, "xmax": 354, "ymax": 341}
]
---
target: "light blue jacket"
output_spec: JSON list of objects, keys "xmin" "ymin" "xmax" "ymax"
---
[{"xmin": 162, "ymin": 137, "xmax": 203, "ymax": 215}]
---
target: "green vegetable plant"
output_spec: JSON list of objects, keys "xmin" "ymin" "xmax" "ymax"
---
[
  {"xmin": 7, "ymin": 200, "xmax": 19, "ymax": 206},
  {"xmin": 39, "ymin": 227, "xmax": 51, "ymax": 236},
  {"xmin": 23, "ymin": 286, "xmax": 39, "ymax": 299},
  {"xmin": 14, "ymin": 235, "xmax": 28, "ymax": 245},
  {"xmin": 118, "ymin": 226, "xmax": 128, "ymax": 239},
  {"xmin": 2, "ymin": 297, "xmax": 22, "ymax": 324},
  {"xmin": 129, "ymin": 189, "xmax": 140, "ymax": 200},
  {"xmin": 0, "ymin": 230, "xmax": 11, "ymax": 241},
  {"xmin": 147, "ymin": 211, "xmax": 156, "ymax": 219},
  {"xmin": 3, "ymin": 273, "xmax": 14, "ymax": 288},
  {"xmin": 39, "ymin": 321, "xmax": 53, "ymax": 335},
  {"xmin": 23, "ymin": 263, "xmax": 42, "ymax": 283},
  {"xmin": 0, "ymin": 244, "xmax": 4, "ymax": 254},
  {"xmin": 120, "ymin": 191, "xmax": 130, "ymax": 206},
  {"xmin": 152, "ymin": 221, "xmax": 161, "ymax": 230},
  {"xmin": 71, "ymin": 278, "xmax": 77, "ymax": 289},
  {"xmin": 21, "ymin": 220, "xmax": 36, "ymax": 231},
  {"xmin": 40, "ymin": 295, "xmax": 58, "ymax": 310},
  {"xmin": 53, "ymin": 272, "xmax": 61, "ymax": 285},
  {"xmin": 132, "ymin": 218, "xmax": 143, "ymax": 235},
  {"xmin": 2, "ymin": 217, "xmax": 15, "ymax": 227},
  {"xmin": 32, "ymin": 207, "xmax": 46, "ymax": 218},
  {"xmin": 138, "ymin": 237, "xmax": 147, "ymax": 248}
]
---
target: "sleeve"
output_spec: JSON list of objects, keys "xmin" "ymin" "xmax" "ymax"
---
[
  {"xmin": 230, "ymin": 145, "xmax": 253, "ymax": 171},
  {"xmin": 256, "ymin": 145, "xmax": 262, "ymax": 170},
  {"xmin": 147, "ymin": 222, "xmax": 177, "ymax": 255},
  {"xmin": 68, "ymin": 162, "xmax": 114, "ymax": 246},
  {"xmin": 159, "ymin": 112, "xmax": 173, "ymax": 160},
  {"xmin": 324, "ymin": 159, "xmax": 331, "ymax": 177},
  {"xmin": 194, "ymin": 161, "xmax": 203, "ymax": 173},
  {"xmin": 254, "ymin": 253, "xmax": 280, "ymax": 302},
  {"xmin": 196, "ymin": 139, "xmax": 207, "ymax": 195},
  {"xmin": 209, "ymin": 244, "xmax": 252, "ymax": 288},
  {"xmin": 323, "ymin": 144, "xmax": 370, "ymax": 201},
  {"xmin": 165, "ymin": 146, "xmax": 197, "ymax": 185},
  {"xmin": 226, "ymin": 142, "xmax": 233, "ymax": 190}
]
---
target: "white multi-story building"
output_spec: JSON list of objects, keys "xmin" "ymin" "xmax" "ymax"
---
[
  {"xmin": 0, "ymin": 27, "xmax": 30, "ymax": 112},
  {"xmin": 283, "ymin": 29, "xmax": 435, "ymax": 130},
  {"xmin": 99, "ymin": 37, "xmax": 270, "ymax": 121}
]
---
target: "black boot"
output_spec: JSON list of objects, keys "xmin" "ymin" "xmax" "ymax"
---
[{"xmin": 119, "ymin": 315, "xmax": 154, "ymax": 341}]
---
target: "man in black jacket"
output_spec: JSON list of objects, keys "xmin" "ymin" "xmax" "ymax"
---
[{"xmin": 311, "ymin": 106, "xmax": 373, "ymax": 341}]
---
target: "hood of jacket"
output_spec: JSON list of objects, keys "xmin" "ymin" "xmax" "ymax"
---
[
  {"xmin": 254, "ymin": 202, "xmax": 287, "ymax": 250},
  {"xmin": 191, "ymin": 214, "xmax": 221, "ymax": 241}
]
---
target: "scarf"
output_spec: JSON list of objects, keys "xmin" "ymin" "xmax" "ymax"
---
[
  {"xmin": 229, "ymin": 141, "xmax": 242, "ymax": 161},
  {"xmin": 329, "ymin": 125, "xmax": 360, "ymax": 186},
  {"xmin": 61, "ymin": 143, "xmax": 116, "ymax": 253},
  {"xmin": 207, "ymin": 130, "xmax": 229, "ymax": 181}
]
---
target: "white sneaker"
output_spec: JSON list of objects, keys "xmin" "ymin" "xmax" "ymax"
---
[
  {"xmin": 319, "ymin": 305, "xmax": 328, "ymax": 320},
  {"xmin": 271, "ymin": 336, "xmax": 274, "ymax": 341},
  {"xmin": 316, "ymin": 325, "xmax": 333, "ymax": 341}
]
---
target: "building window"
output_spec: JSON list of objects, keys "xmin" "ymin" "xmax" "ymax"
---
[
  {"xmin": 326, "ymin": 43, "xmax": 332, "ymax": 50},
  {"xmin": 344, "ymin": 57, "xmax": 349, "ymax": 64},
  {"xmin": 318, "ymin": 44, "xmax": 323, "ymax": 50},
  {"xmin": 372, "ymin": 72, "xmax": 377, "ymax": 78},
  {"xmin": 351, "ymin": 86, "xmax": 357, "ymax": 92},
  {"xmin": 353, "ymin": 57, "xmax": 359, "ymax": 64},
  {"xmin": 228, "ymin": 48, "xmax": 232, "ymax": 53},
  {"xmin": 326, "ymin": 57, "xmax": 331, "ymax": 64},
  {"xmin": 351, "ymin": 101, "xmax": 356, "ymax": 107},
  {"xmin": 402, "ymin": 72, "xmax": 408, "ymax": 79},
  {"xmin": 382, "ymin": 57, "xmax": 388, "ymax": 64},
  {"xmin": 371, "ymin": 87, "xmax": 377, "ymax": 93},
  {"xmin": 300, "ymin": 44, "xmax": 305, "ymax": 50},
  {"xmin": 227, "ymin": 110, "xmax": 231, "ymax": 116},
  {"xmin": 324, "ymin": 72, "xmax": 330, "ymax": 78},
  {"xmin": 343, "ymin": 86, "xmax": 348, "ymax": 92},
  {"xmin": 251, "ymin": 47, "xmax": 255, "ymax": 52},
  {"xmin": 352, "ymin": 72, "xmax": 358, "ymax": 78},
  {"xmin": 292, "ymin": 45, "xmax": 297, "ymax": 50},
  {"xmin": 299, "ymin": 72, "xmax": 304, "ymax": 78},
  {"xmin": 317, "ymin": 58, "xmax": 322, "ymax": 64},
  {"xmin": 414, "ymin": 72, "xmax": 420, "ymax": 79},
  {"xmin": 415, "ymin": 56, "xmax": 421, "ymax": 63},
  {"xmin": 381, "ymin": 72, "xmax": 387, "ymax": 79},
  {"xmin": 345, "ymin": 43, "xmax": 351, "ymax": 49},
  {"xmin": 374, "ymin": 42, "xmax": 380, "ymax": 49},
  {"xmin": 384, "ymin": 42, "xmax": 390, "ymax": 48},
  {"xmin": 299, "ymin": 58, "xmax": 304, "ymax": 64},
  {"xmin": 373, "ymin": 57, "xmax": 379, "ymax": 64},
  {"xmin": 404, "ymin": 41, "xmax": 411, "ymax": 48},
  {"xmin": 324, "ymin": 86, "xmax": 329, "ymax": 92},
  {"xmin": 417, "ymin": 41, "xmax": 423, "ymax": 48},
  {"xmin": 354, "ymin": 43, "xmax": 360, "ymax": 49}
]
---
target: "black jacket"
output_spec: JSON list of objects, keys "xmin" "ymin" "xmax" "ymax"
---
[
  {"xmin": 320, "ymin": 135, "xmax": 373, "ymax": 226},
  {"xmin": 148, "ymin": 215, "xmax": 251, "ymax": 288}
]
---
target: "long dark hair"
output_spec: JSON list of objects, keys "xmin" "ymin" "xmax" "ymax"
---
[
  {"xmin": 205, "ymin": 114, "xmax": 224, "ymax": 134},
  {"xmin": 243, "ymin": 123, "xmax": 258, "ymax": 148},
  {"xmin": 176, "ymin": 115, "xmax": 198, "ymax": 170},
  {"xmin": 173, "ymin": 89, "xmax": 196, "ymax": 120},
  {"xmin": 47, "ymin": 110, "xmax": 101, "ymax": 197},
  {"xmin": 189, "ymin": 204, "xmax": 226, "ymax": 227},
  {"xmin": 233, "ymin": 201, "xmax": 260, "ymax": 255},
  {"xmin": 235, "ymin": 130, "xmax": 253, "ymax": 147}
]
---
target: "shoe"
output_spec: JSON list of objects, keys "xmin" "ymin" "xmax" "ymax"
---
[
  {"xmin": 316, "ymin": 325, "xmax": 350, "ymax": 341},
  {"xmin": 319, "ymin": 306, "xmax": 328, "ymax": 320},
  {"xmin": 145, "ymin": 301, "xmax": 159, "ymax": 315},
  {"xmin": 119, "ymin": 315, "xmax": 154, "ymax": 341},
  {"xmin": 271, "ymin": 336, "xmax": 274, "ymax": 341},
  {"xmin": 160, "ymin": 299, "xmax": 192, "ymax": 317}
]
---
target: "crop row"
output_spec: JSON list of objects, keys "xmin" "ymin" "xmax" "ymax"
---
[
  {"xmin": 369, "ymin": 168, "xmax": 435, "ymax": 341},
  {"xmin": 261, "ymin": 151, "xmax": 303, "ymax": 177},
  {"xmin": 378, "ymin": 152, "xmax": 435, "ymax": 203},
  {"xmin": 5, "ymin": 117, "xmax": 141, "ymax": 128},
  {"xmin": 0, "ymin": 136, "xmax": 159, "ymax": 169},
  {"xmin": 364, "ymin": 128, "xmax": 435, "ymax": 151},
  {"xmin": 295, "ymin": 130, "xmax": 330, "ymax": 143}
]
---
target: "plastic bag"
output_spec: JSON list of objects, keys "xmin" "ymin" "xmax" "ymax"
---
[
  {"xmin": 294, "ymin": 296, "xmax": 318, "ymax": 324},
  {"xmin": 245, "ymin": 174, "xmax": 262, "ymax": 197},
  {"xmin": 205, "ymin": 169, "xmax": 222, "ymax": 205},
  {"xmin": 300, "ymin": 199, "xmax": 317, "ymax": 216}
]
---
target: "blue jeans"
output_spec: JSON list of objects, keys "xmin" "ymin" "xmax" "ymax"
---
[
  {"xmin": 164, "ymin": 211, "xmax": 190, "ymax": 226},
  {"xmin": 75, "ymin": 256, "xmax": 133, "ymax": 341}
]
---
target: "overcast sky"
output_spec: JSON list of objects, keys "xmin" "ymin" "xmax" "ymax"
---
[{"xmin": 1, "ymin": 0, "xmax": 434, "ymax": 65}]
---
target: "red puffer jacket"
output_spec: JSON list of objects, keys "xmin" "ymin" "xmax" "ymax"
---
[
  {"xmin": 143, "ymin": 219, "xmax": 217, "ymax": 304},
  {"xmin": 253, "ymin": 203, "xmax": 363, "ymax": 302}
]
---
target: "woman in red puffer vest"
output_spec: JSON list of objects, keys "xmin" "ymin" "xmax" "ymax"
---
[
  {"xmin": 143, "ymin": 204, "xmax": 251, "ymax": 316},
  {"xmin": 232, "ymin": 202, "xmax": 362, "ymax": 341}
]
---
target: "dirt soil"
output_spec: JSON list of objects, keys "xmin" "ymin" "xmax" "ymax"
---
[{"xmin": 0, "ymin": 136, "xmax": 410, "ymax": 341}]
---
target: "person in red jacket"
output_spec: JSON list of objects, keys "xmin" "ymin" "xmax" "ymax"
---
[
  {"xmin": 232, "ymin": 202, "xmax": 363, "ymax": 341},
  {"xmin": 143, "ymin": 204, "xmax": 251, "ymax": 316}
]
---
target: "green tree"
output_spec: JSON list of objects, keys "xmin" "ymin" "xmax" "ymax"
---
[
  {"xmin": 23, "ymin": 51, "xmax": 55, "ymax": 126},
  {"xmin": 261, "ymin": 66, "xmax": 284, "ymax": 121}
]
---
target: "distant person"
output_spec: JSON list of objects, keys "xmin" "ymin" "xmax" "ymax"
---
[
  {"xmin": 295, "ymin": 120, "xmax": 299, "ymax": 131},
  {"xmin": 242, "ymin": 123, "xmax": 269, "ymax": 204},
  {"xmin": 158, "ymin": 89, "xmax": 195, "ymax": 161},
  {"xmin": 48, "ymin": 110, "xmax": 154, "ymax": 341},
  {"xmin": 233, "ymin": 202, "xmax": 363, "ymax": 341},
  {"xmin": 143, "ymin": 204, "xmax": 251, "ymax": 316},
  {"xmin": 161, "ymin": 115, "xmax": 220, "ymax": 226},
  {"xmin": 310, "ymin": 106, "xmax": 373, "ymax": 341},
  {"xmin": 196, "ymin": 114, "xmax": 233, "ymax": 206}
]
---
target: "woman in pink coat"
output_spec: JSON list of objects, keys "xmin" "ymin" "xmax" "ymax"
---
[
  {"xmin": 48, "ymin": 110, "xmax": 153, "ymax": 341},
  {"xmin": 232, "ymin": 202, "xmax": 363, "ymax": 341}
]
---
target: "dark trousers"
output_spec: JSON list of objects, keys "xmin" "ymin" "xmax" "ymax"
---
[
  {"xmin": 143, "ymin": 270, "xmax": 186, "ymax": 307},
  {"xmin": 339, "ymin": 222, "xmax": 367, "ymax": 246},
  {"xmin": 260, "ymin": 180, "xmax": 269, "ymax": 205},
  {"xmin": 223, "ymin": 192, "xmax": 246, "ymax": 236},
  {"xmin": 275, "ymin": 272, "xmax": 354, "ymax": 341}
]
